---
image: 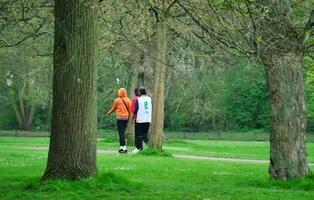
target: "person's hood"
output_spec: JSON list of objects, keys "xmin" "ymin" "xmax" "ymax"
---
[{"xmin": 118, "ymin": 88, "xmax": 127, "ymax": 98}]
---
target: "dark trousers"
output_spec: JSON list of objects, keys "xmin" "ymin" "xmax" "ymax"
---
[
  {"xmin": 117, "ymin": 120, "xmax": 128, "ymax": 146},
  {"xmin": 135, "ymin": 122, "xmax": 150, "ymax": 150}
]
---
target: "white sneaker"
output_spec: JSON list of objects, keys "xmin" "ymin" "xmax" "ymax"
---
[{"xmin": 132, "ymin": 148, "xmax": 140, "ymax": 154}]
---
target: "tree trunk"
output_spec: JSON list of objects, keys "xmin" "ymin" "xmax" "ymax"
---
[
  {"xmin": 11, "ymin": 88, "xmax": 35, "ymax": 131},
  {"xmin": 140, "ymin": 42, "xmax": 155, "ymax": 96},
  {"xmin": 26, "ymin": 103, "xmax": 35, "ymax": 130},
  {"xmin": 12, "ymin": 100, "xmax": 23, "ymax": 129},
  {"xmin": 42, "ymin": 0, "xmax": 97, "ymax": 180},
  {"xmin": 265, "ymin": 54, "xmax": 309, "ymax": 180},
  {"xmin": 137, "ymin": 54, "xmax": 145, "ymax": 86},
  {"xmin": 126, "ymin": 117, "xmax": 135, "ymax": 146},
  {"xmin": 149, "ymin": 2, "xmax": 167, "ymax": 150},
  {"xmin": 256, "ymin": 0, "xmax": 310, "ymax": 180},
  {"xmin": 126, "ymin": 63, "xmax": 137, "ymax": 146}
]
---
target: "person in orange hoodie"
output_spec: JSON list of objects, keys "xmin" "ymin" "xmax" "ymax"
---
[{"xmin": 107, "ymin": 88, "xmax": 132, "ymax": 153}]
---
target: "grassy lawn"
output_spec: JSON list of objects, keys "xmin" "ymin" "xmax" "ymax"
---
[
  {"xmin": 1, "ymin": 136, "xmax": 314, "ymax": 162},
  {"xmin": 97, "ymin": 139, "xmax": 314, "ymax": 162},
  {"xmin": 1, "ymin": 137, "xmax": 314, "ymax": 200},
  {"xmin": 163, "ymin": 140, "xmax": 314, "ymax": 162}
]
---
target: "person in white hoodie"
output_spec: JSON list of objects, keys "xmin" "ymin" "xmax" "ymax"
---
[{"xmin": 132, "ymin": 86, "xmax": 152, "ymax": 153}]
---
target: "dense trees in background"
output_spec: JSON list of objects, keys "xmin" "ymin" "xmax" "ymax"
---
[
  {"xmin": 0, "ymin": 47, "xmax": 51, "ymax": 130},
  {"xmin": 0, "ymin": 0, "xmax": 313, "ymax": 180},
  {"xmin": 0, "ymin": 1, "xmax": 313, "ymax": 135},
  {"xmin": 165, "ymin": 57, "xmax": 269, "ymax": 131},
  {"xmin": 0, "ymin": 0, "xmax": 53, "ymax": 131}
]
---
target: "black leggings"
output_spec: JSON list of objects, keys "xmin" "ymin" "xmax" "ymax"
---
[
  {"xmin": 117, "ymin": 120, "xmax": 128, "ymax": 146},
  {"xmin": 135, "ymin": 122, "xmax": 150, "ymax": 150}
]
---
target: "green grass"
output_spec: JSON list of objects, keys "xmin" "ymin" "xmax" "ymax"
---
[
  {"xmin": 0, "ymin": 138, "xmax": 314, "ymax": 199},
  {"xmin": 3, "ymin": 129, "xmax": 314, "ymax": 142},
  {"xmin": 163, "ymin": 140, "xmax": 314, "ymax": 162},
  {"xmin": 1, "ymin": 136, "xmax": 314, "ymax": 162},
  {"xmin": 164, "ymin": 129, "xmax": 269, "ymax": 140},
  {"xmin": 95, "ymin": 137, "xmax": 314, "ymax": 162},
  {"xmin": 164, "ymin": 140, "xmax": 270, "ymax": 160},
  {"xmin": 138, "ymin": 148, "xmax": 173, "ymax": 157}
]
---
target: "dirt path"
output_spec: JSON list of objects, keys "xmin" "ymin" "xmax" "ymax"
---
[{"xmin": 24, "ymin": 147, "xmax": 314, "ymax": 166}]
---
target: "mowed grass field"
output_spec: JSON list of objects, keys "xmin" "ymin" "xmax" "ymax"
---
[
  {"xmin": 2, "ymin": 136, "xmax": 313, "ymax": 161},
  {"xmin": 0, "ymin": 136, "xmax": 314, "ymax": 199}
]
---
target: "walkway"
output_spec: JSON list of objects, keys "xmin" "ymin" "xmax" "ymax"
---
[{"xmin": 24, "ymin": 147, "xmax": 314, "ymax": 166}]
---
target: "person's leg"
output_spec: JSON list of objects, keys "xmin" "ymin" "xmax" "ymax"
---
[
  {"xmin": 138, "ymin": 123, "xmax": 144, "ymax": 150},
  {"xmin": 143, "ymin": 123, "xmax": 150, "ymax": 145},
  {"xmin": 134, "ymin": 122, "xmax": 141, "ymax": 150},
  {"xmin": 121, "ymin": 120, "xmax": 128, "ymax": 149},
  {"xmin": 117, "ymin": 120, "xmax": 127, "ymax": 147}
]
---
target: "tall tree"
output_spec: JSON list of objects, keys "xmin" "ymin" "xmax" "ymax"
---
[
  {"xmin": 256, "ymin": 0, "xmax": 312, "ymax": 180},
  {"xmin": 42, "ymin": 0, "xmax": 98, "ymax": 180},
  {"xmin": 176, "ymin": 0, "xmax": 313, "ymax": 180},
  {"xmin": 149, "ymin": 0, "xmax": 168, "ymax": 149}
]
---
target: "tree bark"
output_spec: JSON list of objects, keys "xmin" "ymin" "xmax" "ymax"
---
[
  {"xmin": 257, "ymin": 0, "xmax": 310, "ymax": 180},
  {"xmin": 42, "ymin": 0, "xmax": 97, "ymax": 180},
  {"xmin": 137, "ymin": 54, "xmax": 145, "ymax": 86},
  {"xmin": 11, "ymin": 87, "xmax": 35, "ymax": 131},
  {"xmin": 265, "ymin": 54, "xmax": 309, "ymax": 180},
  {"xmin": 26, "ymin": 103, "xmax": 35, "ymax": 130},
  {"xmin": 126, "ymin": 115, "xmax": 135, "ymax": 146},
  {"xmin": 126, "ymin": 62, "xmax": 137, "ymax": 146},
  {"xmin": 149, "ymin": 1, "xmax": 167, "ymax": 150},
  {"xmin": 12, "ymin": 100, "xmax": 23, "ymax": 129}
]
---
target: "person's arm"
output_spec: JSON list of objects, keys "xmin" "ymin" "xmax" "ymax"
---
[
  {"xmin": 131, "ymin": 98, "xmax": 135, "ymax": 113},
  {"xmin": 127, "ymin": 99, "xmax": 132, "ymax": 120},
  {"xmin": 107, "ymin": 100, "xmax": 117, "ymax": 115},
  {"xmin": 134, "ymin": 99, "xmax": 139, "ymax": 115}
]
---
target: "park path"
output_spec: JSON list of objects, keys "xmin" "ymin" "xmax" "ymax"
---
[{"xmin": 25, "ymin": 147, "xmax": 314, "ymax": 166}]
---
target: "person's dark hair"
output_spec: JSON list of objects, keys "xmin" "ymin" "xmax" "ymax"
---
[
  {"xmin": 139, "ymin": 86, "xmax": 146, "ymax": 95},
  {"xmin": 134, "ymin": 87, "xmax": 140, "ymax": 96}
]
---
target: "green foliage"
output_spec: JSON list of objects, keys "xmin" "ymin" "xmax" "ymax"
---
[
  {"xmin": 0, "ymin": 105, "xmax": 17, "ymax": 129},
  {"xmin": 305, "ymin": 56, "xmax": 314, "ymax": 116},
  {"xmin": 32, "ymin": 106, "xmax": 51, "ymax": 131},
  {"xmin": 0, "ymin": 43, "xmax": 52, "ymax": 130},
  {"xmin": 165, "ymin": 57, "xmax": 269, "ymax": 132},
  {"xmin": 167, "ymin": 112, "xmax": 184, "ymax": 130},
  {"xmin": 224, "ymin": 58, "xmax": 269, "ymax": 130},
  {"xmin": 0, "ymin": 0, "xmax": 312, "ymax": 134}
]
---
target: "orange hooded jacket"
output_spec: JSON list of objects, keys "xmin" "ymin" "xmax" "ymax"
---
[{"xmin": 108, "ymin": 88, "xmax": 132, "ymax": 119}]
